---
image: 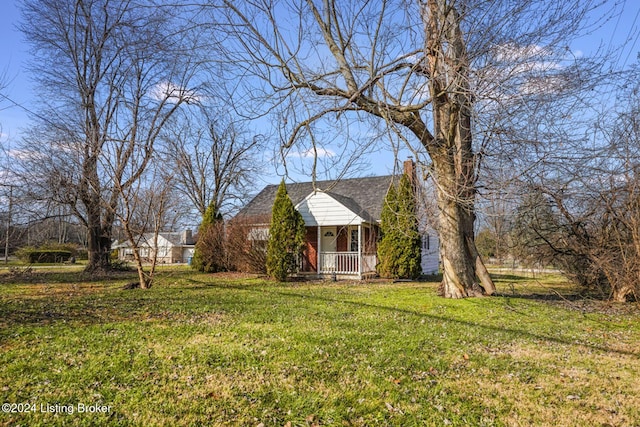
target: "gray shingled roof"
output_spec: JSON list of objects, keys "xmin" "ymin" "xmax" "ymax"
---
[
  {"xmin": 112, "ymin": 232, "xmax": 194, "ymax": 249},
  {"xmin": 158, "ymin": 232, "xmax": 193, "ymax": 246},
  {"xmin": 237, "ymin": 175, "xmax": 397, "ymax": 222}
]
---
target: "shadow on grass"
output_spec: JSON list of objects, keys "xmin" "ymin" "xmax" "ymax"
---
[
  {"xmin": 0, "ymin": 306, "xmax": 103, "ymax": 327},
  {"xmin": 0, "ymin": 283, "xmax": 165, "ymax": 329},
  {"xmin": 0, "ymin": 290, "xmax": 162, "ymax": 328},
  {"xmin": 1, "ymin": 276, "xmax": 637, "ymax": 358},
  {"xmin": 0, "ymin": 269, "xmax": 138, "ymax": 285},
  {"xmin": 192, "ymin": 280, "xmax": 639, "ymax": 358},
  {"xmin": 490, "ymin": 273, "xmax": 533, "ymax": 282},
  {"xmin": 493, "ymin": 292, "xmax": 584, "ymax": 301}
]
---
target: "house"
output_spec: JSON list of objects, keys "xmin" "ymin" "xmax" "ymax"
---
[
  {"xmin": 114, "ymin": 230, "xmax": 196, "ymax": 264},
  {"xmin": 235, "ymin": 161, "xmax": 440, "ymax": 279}
]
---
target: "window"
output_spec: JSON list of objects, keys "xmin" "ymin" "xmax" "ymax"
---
[
  {"xmin": 350, "ymin": 229, "xmax": 358, "ymax": 252},
  {"xmin": 248, "ymin": 227, "xmax": 269, "ymax": 241}
]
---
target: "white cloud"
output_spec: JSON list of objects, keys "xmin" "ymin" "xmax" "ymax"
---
[
  {"xmin": 478, "ymin": 43, "xmax": 584, "ymax": 101},
  {"xmin": 150, "ymin": 81, "xmax": 201, "ymax": 104},
  {"xmin": 520, "ymin": 74, "xmax": 570, "ymax": 96},
  {"xmin": 6, "ymin": 148, "xmax": 39, "ymax": 161},
  {"xmin": 0, "ymin": 167, "xmax": 21, "ymax": 186},
  {"xmin": 495, "ymin": 43, "xmax": 562, "ymax": 74},
  {"xmin": 288, "ymin": 147, "xmax": 335, "ymax": 158}
]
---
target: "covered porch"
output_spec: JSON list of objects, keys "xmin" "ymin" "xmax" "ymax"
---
[
  {"xmin": 295, "ymin": 189, "xmax": 382, "ymax": 279},
  {"xmin": 300, "ymin": 224, "xmax": 379, "ymax": 279},
  {"xmin": 319, "ymin": 251, "xmax": 377, "ymax": 278}
]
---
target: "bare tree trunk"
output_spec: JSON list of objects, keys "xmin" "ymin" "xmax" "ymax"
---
[
  {"xmin": 85, "ymin": 226, "xmax": 112, "ymax": 272},
  {"xmin": 432, "ymin": 162, "xmax": 493, "ymax": 297},
  {"xmin": 611, "ymin": 283, "xmax": 635, "ymax": 302},
  {"xmin": 127, "ymin": 238, "xmax": 150, "ymax": 290},
  {"xmin": 423, "ymin": 0, "xmax": 494, "ymax": 297},
  {"xmin": 141, "ymin": 185, "xmax": 170, "ymax": 289},
  {"xmin": 4, "ymin": 185, "xmax": 12, "ymax": 264},
  {"xmin": 437, "ymin": 200, "xmax": 477, "ymax": 297},
  {"xmin": 469, "ymin": 236, "xmax": 496, "ymax": 295},
  {"xmin": 84, "ymin": 177, "xmax": 112, "ymax": 272},
  {"xmin": 134, "ymin": 251, "xmax": 150, "ymax": 289}
]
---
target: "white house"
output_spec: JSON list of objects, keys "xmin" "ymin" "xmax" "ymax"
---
[
  {"xmin": 236, "ymin": 161, "xmax": 440, "ymax": 279},
  {"xmin": 114, "ymin": 230, "xmax": 196, "ymax": 264}
]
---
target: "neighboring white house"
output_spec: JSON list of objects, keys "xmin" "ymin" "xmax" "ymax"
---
[
  {"xmin": 236, "ymin": 160, "xmax": 441, "ymax": 279},
  {"xmin": 114, "ymin": 230, "xmax": 196, "ymax": 264},
  {"xmin": 421, "ymin": 232, "xmax": 440, "ymax": 275}
]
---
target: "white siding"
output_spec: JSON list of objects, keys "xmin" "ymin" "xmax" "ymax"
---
[
  {"xmin": 182, "ymin": 247, "xmax": 195, "ymax": 261},
  {"xmin": 421, "ymin": 232, "xmax": 440, "ymax": 275},
  {"xmin": 143, "ymin": 235, "xmax": 172, "ymax": 259},
  {"xmin": 117, "ymin": 233, "xmax": 194, "ymax": 263},
  {"xmin": 296, "ymin": 192, "xmax": 364, "ymax": 226}
]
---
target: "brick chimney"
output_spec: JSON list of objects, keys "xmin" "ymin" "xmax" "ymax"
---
[
  {"xmin": 403, "ymin": 159, "xmax": 417, "ymax": 188},
  {"xmin": 182, "ymin": 229, "xmax": 193, "ymax": 245}
]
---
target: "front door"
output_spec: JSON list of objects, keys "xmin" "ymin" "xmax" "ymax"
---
[{"xmin": 321, "ymin": 227, "xmax": 337, "ymax": 270}]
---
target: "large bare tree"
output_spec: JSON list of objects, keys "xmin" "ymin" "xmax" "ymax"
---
[
  {"xmin": 163, "ymin": 107, "xmax": 265, "ymax": 218},
  {"xmin": 19, "ymin": 0, "xmax": 199, "ymax": 273},
  {"xmin": 212, "ymin": 0, "xmax": 614, "ymax": 297}
]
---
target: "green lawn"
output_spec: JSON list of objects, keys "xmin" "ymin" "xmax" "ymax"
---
[{"xmin": 0, "ymin": 268, "xmax": 638, "ymax": 426}]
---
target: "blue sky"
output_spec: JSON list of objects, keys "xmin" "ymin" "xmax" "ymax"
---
[
  {"xmin": 1, "ymin": 1, "xmax": 640, "ymax": 180},
  {"xmin": 0, "ymin": 0, "xmax": 31, "ymax": 144}
]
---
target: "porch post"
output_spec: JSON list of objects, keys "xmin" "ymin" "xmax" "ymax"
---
[
  {"xmin": 358, "ymin": 223, "xmax": 362, "ymax": 278},
  {"xmin": 317, "ymin": 226, "xmax": 321, "ymax": 274}
]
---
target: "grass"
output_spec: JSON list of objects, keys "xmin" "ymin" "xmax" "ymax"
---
[{"xmin": 0, "ymin": 268, "xmax": 638, "ymax": 426}]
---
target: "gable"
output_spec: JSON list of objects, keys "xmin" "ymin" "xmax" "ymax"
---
[
  {"xmin": 140, "ymin": 234, "xmax": 173, "ymax": 248},
  {"xmin": 237, "ymin": 175, "xmax": 395, "ymax": 222},
  {"xmin": 296, "ymin": 192, "xmax": 366, "ymax": 226}
]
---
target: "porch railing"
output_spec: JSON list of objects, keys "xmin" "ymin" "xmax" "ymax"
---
[{"xmin": 319, "ymin": 252, "xmax": 377, "ymax": 275}]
